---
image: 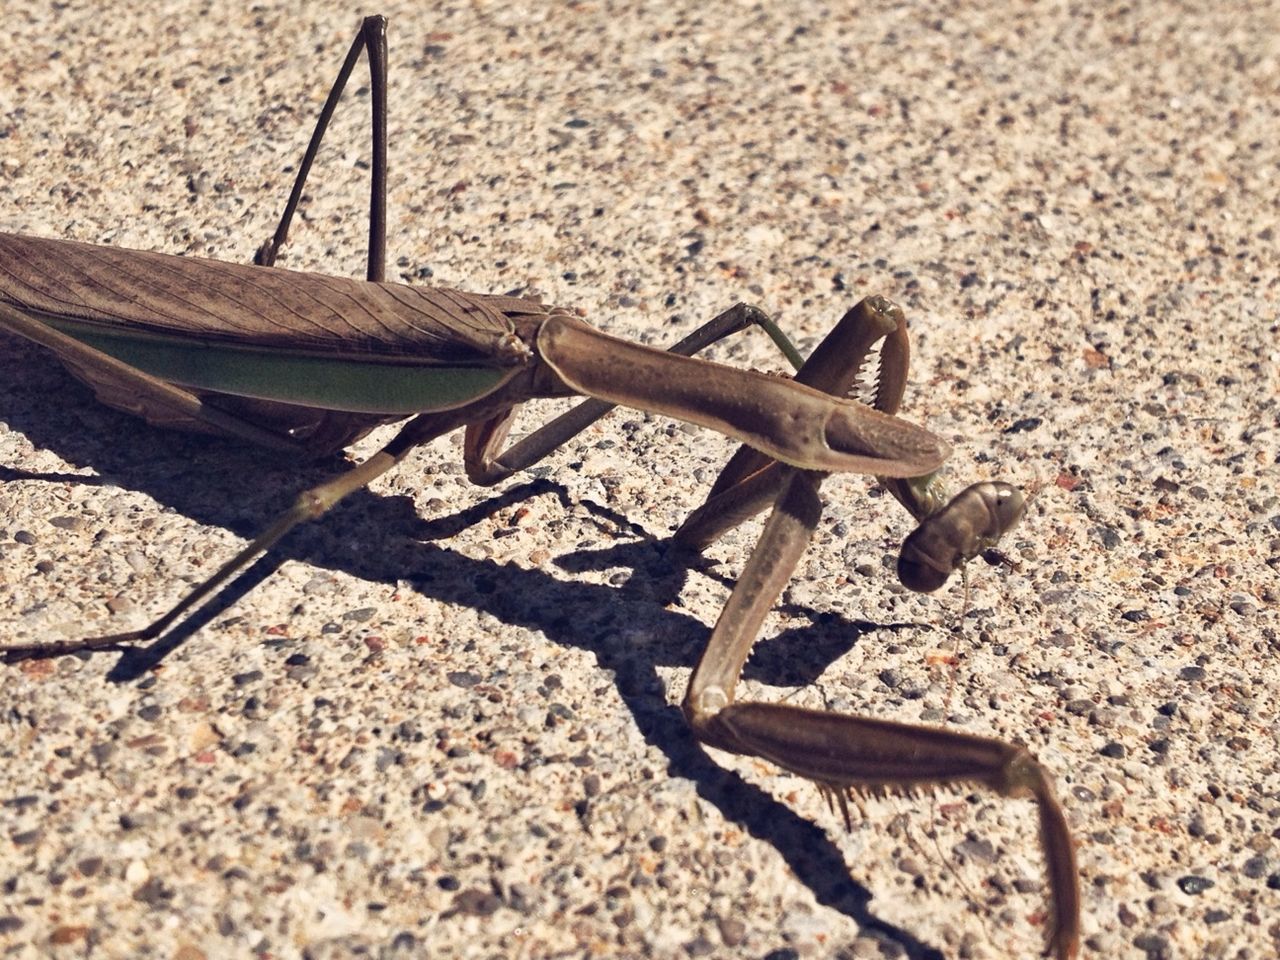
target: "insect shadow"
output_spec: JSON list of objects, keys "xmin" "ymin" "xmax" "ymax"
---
[{"xmin": 1, "ymin": 330, "xmax": 948, "ymax": 960}]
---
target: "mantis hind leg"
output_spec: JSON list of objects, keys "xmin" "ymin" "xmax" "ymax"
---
[
  {"xmin": 462, "ymin": 302, "xmax": 806, "ymax": 485},
  {"xmin": 0, "ymin": 403, "xmax": 483, "ymax": 663},
  {"xmin": 253, "ymin": 15, "xmax": 389, "ymax": 283}
]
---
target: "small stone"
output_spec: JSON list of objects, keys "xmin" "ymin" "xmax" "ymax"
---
[
  {"xmin": 1005, "ymin": 416, "xmax": 1042, "ymax": 433},
  {"xmin": 376, "ymin": 747, "xmax": 401, "ymax": 773},
  {"xmin": 188, "ymin": 721, "xmax": 221, "ymax": 752},
  {"xmin": 49, "ymin": 926, "xmax": 88, "ymax": 944},
  {"xmin": 77, "ymin": 857, "xmax": 103, "ymax": 877},
  {"xmin": 718, "ymin": 916, "xmax": 746, "ymax": 947},
  {"xmin": 133, "ymin": 877, "xmax": 173, "ymax": 904},
  {"xmin": 451, "ymin": 887, "xmax": 500, "ymax": 916},
  {"xmin": 1132, "ymin": 932, "xmax": 1169, "ymax": 954},
  {"xmin": 1176, "ymin": 875, "xmax": 1213, "ymax": 895},
  {"xmin": 954, "ymin": 837, "xmax": 996, "ymax": 863},
  {"xmin": 1242, "ymin": 855, "xmax": 1270, "ymax": 879},
  {"xmin": 684, "ymin": 936, "xmax": 715, "ymax": 957},
  {"xmin": 389, "ymin": 932, "xmax": 416, "ymax": 952},
  {"xmin": 338, "ymin": 748, "xmax": 364, "ymax": 770},
  {"xmin": 91, "ymin": 742, "xmax": 116, "ymax": 765},
  {"xmin": 546, "ymin": 703, "xmax": 574, "ymax": 723}
]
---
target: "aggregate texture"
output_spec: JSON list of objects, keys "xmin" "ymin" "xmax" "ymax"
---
[{"xmin": 1, "ymin": 2, "xmax": 1277, "ymax": 959}]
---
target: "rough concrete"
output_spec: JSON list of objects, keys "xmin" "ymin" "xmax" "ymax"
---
[{"xmin": 1, "ymin": 2, "xmax": 1277, "ymax": 958}]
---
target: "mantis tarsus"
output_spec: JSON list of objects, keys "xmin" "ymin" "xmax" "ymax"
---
[{"xmin": 0, "ymin": 15, "xmax": 1079, "ymax": 957}]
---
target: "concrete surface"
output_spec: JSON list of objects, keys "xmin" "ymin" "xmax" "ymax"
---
[{"xmin": 1, "ymin": 2, "xmax": 1277, "ymax": 958}]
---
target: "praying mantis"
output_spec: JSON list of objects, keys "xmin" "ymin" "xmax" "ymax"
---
[{"xmin": 0, "ymin": 15, "xmax": 1079, "ymax": 957}]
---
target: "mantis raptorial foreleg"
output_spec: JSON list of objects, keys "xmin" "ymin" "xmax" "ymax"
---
[
  {"xmin": 673, "ymin": 299, "xmax": 1029, "ymax": 598},
  {"xmin": 674, "ymin": 301, "xmax": 1079, "ymax": 960},
  {"xmin": 682, "ymin": 468, "xmax": 1078, "ymax": 960},
  {"xmin": 671, "ymin": 297, "xmax": 905, "ymax": 550}
]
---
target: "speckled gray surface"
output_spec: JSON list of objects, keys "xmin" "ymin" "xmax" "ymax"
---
[{"xmin": 1, "ymin": 2, "xmax": 1278, "ymax": 959}]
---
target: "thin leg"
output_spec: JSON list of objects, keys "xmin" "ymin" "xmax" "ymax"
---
[
  {"xmin": 681, "ymin": 469, "xmax": 1080, "ymax": 959},
  {"xmin": 463, "ymin": 303, "xmax": 806, "ymax": 485},
  {"xmin": 0, "ymin": 404, "xmax": 477, "ymax": 662},
  {"xmin": 255, "ymin": 15, "xmax": 389, "ymax": 282}
]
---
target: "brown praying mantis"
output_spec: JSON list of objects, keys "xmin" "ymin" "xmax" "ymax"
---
[{"xmin": 0, "ymin": 15, "xmax": 1079, "ymax": 958}]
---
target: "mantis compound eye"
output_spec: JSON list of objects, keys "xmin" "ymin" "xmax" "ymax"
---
[
  {"xmin": 988, "ymin": 482, "xmax": 1027, "ymax": 534},
  {"xmin": 897, "ymin": 535, "xmax": 953, "ymax": 593}
]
